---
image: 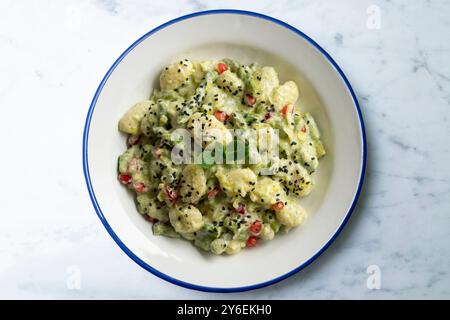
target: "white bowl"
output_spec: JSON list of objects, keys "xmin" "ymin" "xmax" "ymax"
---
[{"xmin": 83, "ymin": 10, "xmax": 366, "ymax": 292}]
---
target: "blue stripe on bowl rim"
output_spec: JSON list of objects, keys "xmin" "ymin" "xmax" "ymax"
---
[{"xmin": 82, "ymin": 9, "xmax": 367, "ymax": 293}]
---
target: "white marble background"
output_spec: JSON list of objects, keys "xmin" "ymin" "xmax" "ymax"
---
[{"xmin": 0, "ymin": 0, "xmax": 449, "ymax": 299}]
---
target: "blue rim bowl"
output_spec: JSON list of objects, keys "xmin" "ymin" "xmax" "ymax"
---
[{"xmin": 83, "ymin": 9, "xmax": 367, "ymax": 293}]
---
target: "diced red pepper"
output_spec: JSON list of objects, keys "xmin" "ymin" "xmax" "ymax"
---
[
  {"xmin": 217, "ymin": 63, "xmax": 228, "ymax": 75},
  {"xmin": 164, "ymin": 185, "xmax": 178, "ymax": 204},
  {"xmin": 127, "ymin": 134, "xmax": 141, "ymax": 146},
  {"xmin": 118, "ymin": 174, "xmax": 132, "ymax": 185},
  {"xmin": 133, "ymin": 182, "xmax": 147, "ymax": 193},
  {"xmin": 246, "ymin": 236, "xmax": 257, "ymax": 247},
  {"xmin": 245, "ymin": 94, "xmax": 256, "ymax": 106},
  {"xmin": 281, "ymin": 104, "xmax": 293, "ymax": 117},
  {"xmin": 207, "ymin": 185, "xmax": 220, "ymax": 199},
  {"xmin": 271, "ymin": 201, "xmax": 285, "ymax": 212},
  {"xmin": 214, "ymin": 110, "xmax": 229, "ymax": 122},
  {"xmin": 249, "ymin": 220, "xmax": 262, "ymax": 235},
  {"xmin": 300, "ymin": 126, "xmax": 307, "ymax": 133},
  {"xmin": 234, "ymin": 203, "xmax": 246, "ymax": 214}
]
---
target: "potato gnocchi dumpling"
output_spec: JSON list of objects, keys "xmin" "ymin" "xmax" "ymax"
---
[
  {"xmin": 119, "ymin": 100, "xmax": 153, "ymax": 135},
  {"xmin": 272, "ymin": 81, "xmax": 299, "ymax": 109},
  {"xmin": 275, "ymin": 198, "xmax": 307, "ymax": 228},
  {"xmin": 248, "ymin": 66, "xmax": 279, "ymax": 101},
  {"xmin": 249, "ymin": 177, "xmax": 283, "ymax": 206},
  {"xmin": 136, "ymin": 194, "xmax": 169, "ymax": 222},
  {"xmin": 179, "ymin": 165, "xmax": 207, "ymax": 204},
  {"xmin": 169, "ymin": 204, "xmax": 204, "ymax": 233},
  {"xmin": 160, "ymin": 59, "xmax": 194, "ymax": 91},
  {"xmin": 117, "ymin": 59, "xmax": 326, "ymax": 255},
  {"xmin": 216, "ymin": 167, "xmax": 257, "ymax": 197},
  {"xmin": 187, "ymin": 112, "xmax": 233, "ymax": 147}
]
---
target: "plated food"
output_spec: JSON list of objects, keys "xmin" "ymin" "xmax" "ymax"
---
[
  {"xmin": 117, "ymin": 59, "xmax": 326, "ymax": 255},
  {"xmin": 84, "ymin": 10, "xmax": 365, "ymax": 291}
]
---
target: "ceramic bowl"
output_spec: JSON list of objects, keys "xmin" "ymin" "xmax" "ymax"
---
[{"xmin": 83, "ymin": 10, "xmax": 366, "ymax": 292}]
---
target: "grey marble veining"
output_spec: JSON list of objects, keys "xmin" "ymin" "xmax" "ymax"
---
[{"xmin": 0, "ymin": 0, "xmax": 449, "ymax": 299}]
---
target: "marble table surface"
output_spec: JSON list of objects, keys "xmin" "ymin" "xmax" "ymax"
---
[{"xmin": 0, "ymin": 0, "xmax": 449, "ymax": 299}]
